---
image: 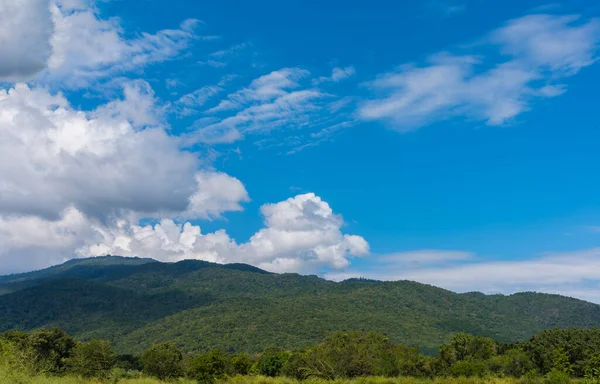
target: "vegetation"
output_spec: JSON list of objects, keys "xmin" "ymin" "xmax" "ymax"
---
[
  {"xmin": 2, "ymin": 256, "xmax": 600, "ymax": 355},
  {"xmin": 3, "ymin": 327, "xmax": 600, "ymax": 383}
]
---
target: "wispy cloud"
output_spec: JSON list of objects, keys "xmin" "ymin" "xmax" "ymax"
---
[
  {"xmin": 173, "ymin": 85, "xmax": 223, "ymax": 116},
  {"xmin": 313, "ymin": 66, "xmax": 356, "ymax": 85},
  {"xmin": 427, "ymin": 0, "xmax": 466, "ymax": 17},
  {"xmin": 185, "ymin": 68, "xmax": 354, "ymax": 147},
  {"xmin": 38, "ymin": 2, "xmax": 204, "ymax": 88},
  {"xmin": 359, "ymin": 14, "xmax": 600, "ymax": 131}
]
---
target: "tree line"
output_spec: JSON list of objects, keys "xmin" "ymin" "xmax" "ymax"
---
[{"xmin": 2, "ymin": 327, "xmax": 600, "ymax": 383}]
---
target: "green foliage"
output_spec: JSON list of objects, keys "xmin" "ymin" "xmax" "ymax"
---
[
  {"xmin": 488, "ymin": 349, "xmax": 534, "ymax": 378},
  {"xmin": 0, "ymin": 328, "xmax": 76, "ymax": 374},
  {"xmin": 115, "ymin": 354, "xmax": 142, "ymax": 371},
  {"xmin": 231, "ymin": 353, "xmax": 254, "ymax": 375},
  {"xmin": 67, "ymin": 339, "xmax": 116, "ymax": 378},
  {"xmin": 450, "ymin": 360, "xmax": 489, "ymax": 377},
  {"xmin": 545, "ymin": 369, "xmax": 571, "ymax": 384},
  {"xmin": 449, "ymin": 333, "xmax": 497, "ymax": 361},
  {"xmin": 254, "ymin": 347, "xmax": 290, "ymax": 377},
  {"xmin": 2, "ymin": 257, "xmax": 600, "ymax": 355},
  {"xmin": 583, "ymin": 353, "xmax": 600, "ymax": 384},
  {"xmin": 140, "ymin": 342, "xmax": 184, "ymax": 380},
  {"xmin": 187, "ymin": 349, "xmax": 231, "ymax": 382}
]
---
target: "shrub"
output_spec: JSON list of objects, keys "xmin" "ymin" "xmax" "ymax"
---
[
  {"xmin": 187, "ymin": 349, "xmax": 231, "ymax": 383},
  {"xmin": 295, "ymin": 331, "xmax": 399, "ymax": 379},
  {"xmin": 140, "ymin": 342, "xmax": 184, "ymax": 380},
  {"xmin": 450, "ymin": 360, "xmax": 489, "ymax": 377},
  {"xmin": 67, "ymin": 339, "xmax": 116, "ymax": 378},
  {"xmin": 232, "ymin": 353, "xmax": 253, "ymax": 375},
  {"xmin": 545, "ymin": 368, "xmax": 571, "ymax": 384},
  {"xmin": 254, "ymin": 348, "xmax": 290, "ymax": 377}
]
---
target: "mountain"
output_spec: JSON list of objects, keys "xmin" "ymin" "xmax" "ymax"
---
[{"xmin": 1, "ymin": 256, "xmax": 600, "ymax": 355}]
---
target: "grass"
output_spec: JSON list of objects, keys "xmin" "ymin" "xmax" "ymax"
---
[{"xmin": 0, "ymin": 375, "xmax": 580, "ymax": 384}]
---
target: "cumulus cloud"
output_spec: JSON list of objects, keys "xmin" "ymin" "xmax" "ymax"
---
[
  {"xmin": 80, "ymin": 193, "xmax": 369, "ymax": 274},
  {"xmin": 359, "ymin": 14, "xmax": 600, "ymax": 131},
  {"xmin": 0, "ymin": 0, "xmax": 200, "ymax": 86},
  {"xmin": 0, "ymin": 207, "xmax": 98, "ymax": 273},
  {"xmin": 187, "ymin": 171, "xmax": 250, "ymax": 219},
  {"xmin": 0, "ymin": 83, "xmax": 252, "ymax": 273},
  {"xmin": 0, "ymin": 83, "xmax": 192, "ymax": 220},
  {"xmin": 0, "ymin": 82, "xmax": 249, "ymax": 223},
  {"xmin": 0, "ymin": 0, "xmax": 54, "ymax": 80}
]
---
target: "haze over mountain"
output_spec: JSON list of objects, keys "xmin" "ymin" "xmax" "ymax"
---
[{"xmin": 2, "ymin": 256, "xmax": 600, "ymax": 356}]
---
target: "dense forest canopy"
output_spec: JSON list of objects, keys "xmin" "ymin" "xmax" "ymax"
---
[{"xmin": 2, "ymin": 256, "xmax": 600, "ymax": 356}]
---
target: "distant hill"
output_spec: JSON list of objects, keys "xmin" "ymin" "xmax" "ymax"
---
[{"xmin": 1, "ymin": 256, "xmax": 600, "ymax": 355}]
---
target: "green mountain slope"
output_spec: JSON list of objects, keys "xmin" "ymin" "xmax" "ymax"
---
[{"xmin": 1, "ymin": 256, "xmax": 600, "ymax": 355}]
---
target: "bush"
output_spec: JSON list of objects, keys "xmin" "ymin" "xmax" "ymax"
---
[
  {"xmin": 67, "ymin": 339, "xmax": 116, "ymax": 378},
  {"xmin": 450, "ymin": 360, "xmax": 489, "ymax": 377},
  {"xmin": 140, "ymin": 342, "xmax": 184, "ymax": 380},
  {"xmin": 545, "ymin": 368, "xmax": 571, "ymax": 384},
  {"xmin": 187, "ymin": 349, "xmax": 231, "ymax": 383},
  {"xmin": 296, "ymin": 331, "xmax": 399, "ymax": 379},
  {"xmin": 115, "ymin": 354, "xmax": 142, "ymax": 371},
  {"xmin": 8, "ymin": 328, "xmax": 77, "ymax": 374},
  {"xmin": 232, "ymin": 353, "xmax": 253, "ymax": 375},
  {"xmin": 254, "ymin": 348, "xmax": 290, "ymax": 377},
  {"xmin": 520, "ymin": 370, "xmax": 544, "ymax": 384}
]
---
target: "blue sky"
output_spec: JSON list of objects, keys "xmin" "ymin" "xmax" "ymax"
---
[{"xmin": 2, "ymin": 0, "xmax": 600, "ymax": 302}]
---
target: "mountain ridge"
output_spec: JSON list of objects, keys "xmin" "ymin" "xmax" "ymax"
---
[{"xmin": 1, "ymin": 256, "xmax": 599, "ymax": 355}]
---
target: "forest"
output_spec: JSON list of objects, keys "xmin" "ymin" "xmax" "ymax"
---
[
  {"xmin": 3, "ymin": 256, "xmax": 600, "ymax": 356},
  {"xmin": 3, "ymin": 327, "xmax": 600, "ymax": 384}
]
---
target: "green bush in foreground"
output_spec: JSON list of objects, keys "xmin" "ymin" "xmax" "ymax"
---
[
  {"xmin": 140, "ymin": 342, "xmax": 184, "ymax": 380},
  {"xmin": 4, "ymin": 327, "xmax": 600, "ymax": 382},
  {"xmin": 68, "ymin": 339, "xmax": 116, "ymax": 379}
]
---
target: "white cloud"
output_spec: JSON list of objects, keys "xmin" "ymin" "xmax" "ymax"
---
[
  {"xmin": 359, "ymin": 14, "xmax": 600, "ymax": 131},
  {"xmin": 173, "ymin": 85, "xmax": 223, "ymax": 116},
  {"xmin": 80, "ymin": 193, "xmax": 369, "ymax": 274},
  {"xmin": 492, "ymin": 14, "xmax": 600, "ymax": 73},
  {"xmin": 0, "ymin": 0, "xmax": 54, "ymax": 81},
  {"xmin": 0, "ymin": 207, "xmax": 96, "ymax": 274},
  {"xmin": 92, "ymin": 80, "xmax": 165, "ymax": 129},
  {"xmin": 41, "ymin": 2, "xmax": 200, "ymax": 87},
  {"xmin": 187, "ymin": 171, "xmax": 250, "ymax": 219},
  {"xmin": 0, "ymin": 0, "xmax": 201, "ymax": 86},
  {"xmin": 0, "ymin": 83, "xmax": 248, "ymax": 223},
  {"xmin": 206, "ymin": 68, "xmax": 310, "ymax": 113},
  {"xmin": 314, "ymin": 66, "xmax": 356, "ymax": 84},
  {"xmin": 186, "ymin": 68, "xmax": 353, "ymax": 145}
]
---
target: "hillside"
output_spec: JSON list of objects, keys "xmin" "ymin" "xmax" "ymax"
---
[{"xmin": 1, "ymin": 256, "xmax": 600, "ymax": 355}]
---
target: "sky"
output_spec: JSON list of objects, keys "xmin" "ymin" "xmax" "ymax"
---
[{"xmin": 1, "ymin": 0, "xmax": 600, "ymax": 302}]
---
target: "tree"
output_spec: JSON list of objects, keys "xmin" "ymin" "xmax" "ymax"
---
[
  {"xmin": 187, "ymin": 349, "xmax": 231, "ymax": 382},
  {"xmin": 8, "ymin": 328, "xmax": 76, "ymax": 374},
  {"xmin": 451, "ymin": 332, "xmax": 497, "ymax": 361},
  {"xmin": 141, "ymin": 342, "xmax": 184, "ymax": 380},
  {"xmin": 231, "ymin": 353, "xmax": 253, "ymax": 375},
  {"xmin": 68, "ymin": 340, "xmax": 116, "ymax": 378},
  {"xmin": 254, "ymin": 347, "xmax": 290, "ymax": 377},
  {"xmin": 294, "ymin": 331, "xmax": 398, "ymax": 379}
]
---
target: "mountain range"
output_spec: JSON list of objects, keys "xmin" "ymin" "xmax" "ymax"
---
[{"xmin": 1, "ymin": 256, "xmax": 599, "ymax": 355}]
